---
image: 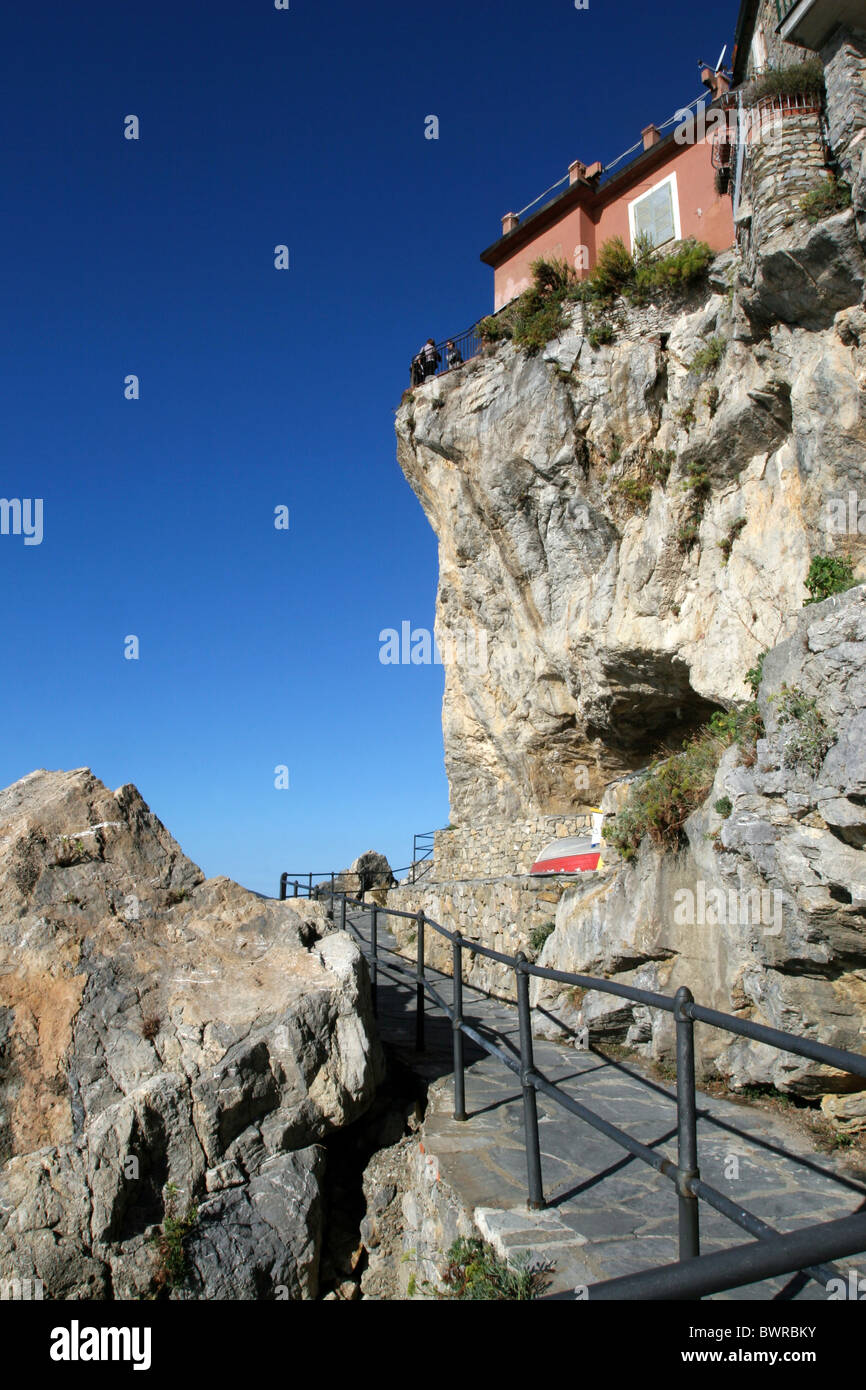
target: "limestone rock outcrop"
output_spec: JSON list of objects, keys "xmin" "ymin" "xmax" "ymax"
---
[
  {"xmin": 533, "ymin": 588, "xmax": 866, "ymax": 1096},
  {"xmin": 396, "ymin": 212, "xmax": 866, "ymax": 827},
  {"xmin": 0, "ymin": 768, "xmax": 383, "ymax": 1299},
  {"xmin": 351, "ymin": 851, "xmax": 396, "ymax": 890}
]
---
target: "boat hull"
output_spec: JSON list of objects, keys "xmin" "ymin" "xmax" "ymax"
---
[{"xmin": 530, "ymin": 849, "xmax": 601, "ymax": 875}]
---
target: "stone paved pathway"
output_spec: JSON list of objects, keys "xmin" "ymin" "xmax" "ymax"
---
[{"xmin": 346, "ymin": 903, "xmax": 866, "ymax": 1300}]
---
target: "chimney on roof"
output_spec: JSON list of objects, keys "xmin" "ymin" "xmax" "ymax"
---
[
  {"xmin": 568, "ymin": 159, "xmax": 586, "ymax": 184},
  {"xmin": 585, "ymin": 161, "xmax": 603, "ymax": 180},
  {"xmin": 502, "ymin": 212, "xmax": 519, "ymax": 234},
  {"xmin": 641, "ymin": 124, "xmax": 661, "ymax": 150},
  {"xmin": 701, "ymin": 66, "xmax": 731, "ymax": 99}
]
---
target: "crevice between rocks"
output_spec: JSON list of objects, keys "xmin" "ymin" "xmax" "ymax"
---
[{"xmin": 317, "ymin": 1047, "xmax": 427, "ymax": 1301}]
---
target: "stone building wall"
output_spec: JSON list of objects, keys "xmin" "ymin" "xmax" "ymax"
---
[
  {"xmin": 821, "ymin": 26, "xmax": 866, "ymax": 184},
  {"xmin": 736, "ymin": 14, "xmax": 866, "ymax": 268},
  {"xmin": 742, "ymin": 101, "xmax": 828, "ymax": 251},
  {"xmin": 743, "ymin": 0, "xmax": 812, "ymax": 79},
  {"xmin": 429, "ymin": 813, "xmax": 594, "ymax": 882}
]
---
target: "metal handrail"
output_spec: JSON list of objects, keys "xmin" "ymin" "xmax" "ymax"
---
[
  {"xmin": 323, "ymin": 886, "xmax": 866, "ymax": 1299},
  {"xmin": 411, "ymin": 829, "xmax": 437, "ymax": 884},
  {"xmin": 409, "ymin": 323, "xmax": 484, "ymax": 385},
  {"xmin": 279, "ymin": 865, "xmax": 413, "ymax": 901}
]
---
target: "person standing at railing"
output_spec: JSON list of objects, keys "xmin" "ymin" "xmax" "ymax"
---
[
  {"xmin": 446, "ymin": 339, "xmax": 463, "ymax": 369},
  {"xmin": 421, "ymin": 337, "xmax": 441, "ymax": 379}
]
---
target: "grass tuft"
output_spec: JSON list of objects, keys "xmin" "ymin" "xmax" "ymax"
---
[{"xmin": 800, "ymin": 176, "xmax": 852, "ymax": 224}]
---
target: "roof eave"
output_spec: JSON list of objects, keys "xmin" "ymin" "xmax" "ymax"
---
[{"xmin": 479, "ymin": 129, "xmax": 682, "ymax": 269}]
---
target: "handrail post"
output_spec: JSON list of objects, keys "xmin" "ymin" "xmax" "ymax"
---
[
  {"xmin": 452, "ymin": 931, "xmax": 467, "ymax": 1121},
  {"xmin": 675, "ymin": 985, "xmax": 701, "ymax": 1262},
  {"xmin": 330, "ymin": 871, "xmax": 335, "ymax": 898},
  {"xmin": 340, "ymin": 893, "xmax": 347, "ymax": 934},
  {"xmin": 279, "ymin": 872, "xmax": 287, "ymax": 901},
  {"xmin": 370, "ymin": 903, "xmax": 379, "ymax": 1017},
  {"xmin": 292, "ymin": 879, "xmax": 298, "ymax": 898},
  {"xmin": 516, "ymin": 952, "xmax": 545, "ymax": 1210},
  {"xmin": 415, "ymin": 910, "xmax": 426, "ymax": 1053},
  {"xmin": 308, "ymin": 872, "xmax": 312, "ymax": 897}
]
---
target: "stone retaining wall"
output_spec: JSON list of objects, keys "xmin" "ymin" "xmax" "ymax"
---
[
  {"xmin": 384, "ymin": 875, "xmax": 582, "ymax": 998},
  {"xmin": 572, "ymin": 282, "xmax": 715, "ymax": 341},
  {"xmin": 429, "ymin": 814, "xmax": 593, "ymax": 882}
]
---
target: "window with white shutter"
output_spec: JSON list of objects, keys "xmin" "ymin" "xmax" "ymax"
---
[{"xmin": 627, "ymin": 173, "xmax": 682, "ymax": 252}]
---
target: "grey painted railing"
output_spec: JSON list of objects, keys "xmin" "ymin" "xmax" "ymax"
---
[{"xmin": 281, "ymin": 875, "xmax": 866, "ymax": 1299}]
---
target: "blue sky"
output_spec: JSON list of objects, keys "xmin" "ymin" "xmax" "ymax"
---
[{"xmin": 1, "ymin": 0, "xmax": 736, "ymax": 894}]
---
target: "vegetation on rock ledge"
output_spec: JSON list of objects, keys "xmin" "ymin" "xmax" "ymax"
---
[
  {"xmin": 804, "ymin": 553, "xmax": 856, "ymax": 604},
  {"xmin": 800, "ymin": 176, "xmax": 852, "ymax": 224},
  {"xmin": 150, "ymin": 1182, "xmax": 199, "ymax": 1294},
  {"xmin": 743, "ymin": 58, "xmax": 825, "ymax": 107},
  {"xmin": 476, "ymin": 238, "xmax": 715, "ymax": 356},
  {"xmin": 774, "ymin": 685, "xmax": 837, "ymax": 773},
  {"xmin": 438, "ymin": 1236, "xmax": 552, "ymax": 1300},
  {"xmin": 602, "ymin": 705, "xmax": 763, "ymax": 860}
]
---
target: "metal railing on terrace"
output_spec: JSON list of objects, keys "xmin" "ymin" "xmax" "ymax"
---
[
  {"xmin": 409, "ymin": 322, "xmax": 485, "ymax": 385},
  {"xmin": 279, "ymin": 872, "xmax": 866, "ymax": 1300}
]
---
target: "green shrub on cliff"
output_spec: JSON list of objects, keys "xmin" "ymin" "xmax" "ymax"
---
[
  {"xmin": 584, "ymin": 236, "xmax": 635, "ymax": 302},
  {"xmin": 586, "ymin": 316, "xmax": 615, "ymax": 349},
  {"xmin": 746, "ymin": 650, "xmax": 766, "ymax": 697},
  {"xmin": 616, "ymin": 477, "xmax": 652, "ymax": 507},
  {"xmin": 529, "ymin": 920, "xmax": 555, "ymax": 954},
  {"xmin": 719, "ymin": 517, "xmax": 747, "ymax": 564},
  {"xmin": 476, "ymin": 312, "xmax": 512, "ymax": 344},
  {"xmin": 689, "ymin": 336, "xmax": 725, "ymax": 375},
  {"xmin": 477, "ymin": 239, "xmax": 715, "ymax": 357},
  {"xmin": 632, "ymin": 238, "xmax": 714, "ymax": 301},
  {"xmin": 602, "ymin": 705, "xmax": 763, "ymax": 859},
  {"xmin": 803, "ymin": 553, "xmax": 856, "ymax": 604},
  {"xmin": 774, "ymin": 685, "xmax": 837, "ymax": 773},
  {"xmin": 477, "ymin": 256, "xmax": 578, "ymax": 355},
  {"xmin": 580, "ymin": 236, "xmax": 713, "ymax": 307},
  {"xmin": 150, "ymin": 1183, "xmax": 198, "ymax": 1293},
  {"xmin": 800, "ymin": 176, "xmax": 852, "ymax": 224}
]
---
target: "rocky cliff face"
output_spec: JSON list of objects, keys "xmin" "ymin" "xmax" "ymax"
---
[
  {"xmin": 396, "ymin": 214, "xmax": 866, "ymax": 826},
  {"xmin": 0, "ymin": 768, "xmax": 383, "ymax": 1299},
  {"xmin": 396, "ymin": 137, "xmax": 866, "ymax": 1094},
  {"xmin": 533, "ymin": 588, "xmax": 866, "ymax": 1100}
]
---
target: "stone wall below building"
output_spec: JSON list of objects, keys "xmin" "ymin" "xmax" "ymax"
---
[
  {"xmin": 822, "ymin": 24, "xmax": 866, "ymax": 210},
  {"xmin": 742, "ymin": 102, "xmax": 828, "ymax": 256}
]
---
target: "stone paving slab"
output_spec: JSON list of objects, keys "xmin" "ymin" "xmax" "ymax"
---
[{"xmin": 348, "ymin": 907, "xmax": 866, "ymax": 1300}]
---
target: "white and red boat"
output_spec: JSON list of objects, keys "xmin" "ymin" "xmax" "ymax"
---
[{"xmin": 530, "ymin": 812, "xmax": 604, "ymax": 876}]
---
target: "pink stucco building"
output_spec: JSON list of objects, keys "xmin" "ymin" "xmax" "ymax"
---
[{"xmin": 481, "ymin": 74, "xmax": 736, "ymax": 311}]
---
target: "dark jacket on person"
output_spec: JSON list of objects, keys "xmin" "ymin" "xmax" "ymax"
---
[{"xmin": 422, "ymin": 342, "xmax": 441, "ymax": 374}]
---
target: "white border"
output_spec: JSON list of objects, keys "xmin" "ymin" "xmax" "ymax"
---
[{"xmin": 627, "ymin": 171, "xmax": 681, "ymax": 252}]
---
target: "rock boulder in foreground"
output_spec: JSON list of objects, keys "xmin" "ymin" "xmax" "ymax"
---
[{"xmin": 0, "ymin": 768, "xmax": 383, "ymax": 1299}]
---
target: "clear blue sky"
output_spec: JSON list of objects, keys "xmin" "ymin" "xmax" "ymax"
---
[{"xmin": 1, "ymin": 0, "xmax": 736, "ymax": 894}]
